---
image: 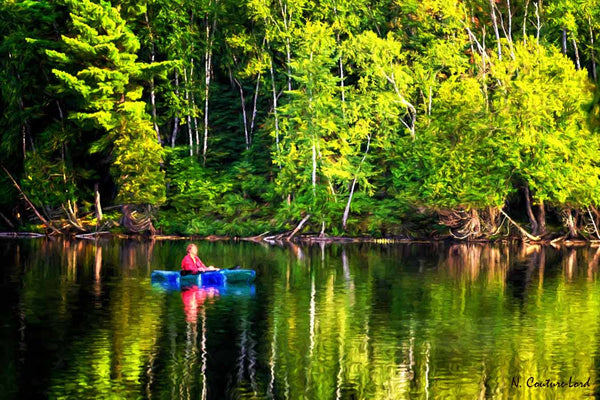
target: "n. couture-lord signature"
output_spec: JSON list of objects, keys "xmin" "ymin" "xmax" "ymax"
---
[{"xmin": 511, "ymin": 376, "xmax": 591, "ymax": 389}]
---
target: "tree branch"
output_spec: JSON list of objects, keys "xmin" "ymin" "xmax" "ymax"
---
[
  {"xmin": 500, "ymin": 209, "xmax": 540, "ymax": 241},
  {"xmin": 287, "ymin": 214, "xmax": 311, "ymax": 240},
  {"xmin": 1, "ymin": 165, "xmax": 61, "ymax": 235}
]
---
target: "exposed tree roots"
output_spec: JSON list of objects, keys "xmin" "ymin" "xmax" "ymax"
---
[
  {"xmin": 120, "ymin": 205, "xmax": 157, "ymax": 236},
  {"xmin": 439, "ymin": 208, "xmax": 503, "ymax": 240},
  {"xmin": 439, "ymin": 207, "xmax": 542, "ymax": 241}
]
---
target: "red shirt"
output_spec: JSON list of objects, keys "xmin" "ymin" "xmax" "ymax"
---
[{"xmin": 181, "ymin": 254, "xmax": 208, "ymax": 273}]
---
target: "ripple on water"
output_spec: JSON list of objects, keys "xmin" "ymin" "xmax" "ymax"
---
[{"xmin": 7, "ymin": 241, "xmax": 600, "ymax": 399}]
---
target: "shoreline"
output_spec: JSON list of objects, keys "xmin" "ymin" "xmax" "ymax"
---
[{"xmin": 0, "ymin": 230, "xmax": 598, "ymax": 247}]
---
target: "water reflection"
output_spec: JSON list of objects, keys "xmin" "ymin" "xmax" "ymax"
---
[
  {"xmin": 181, "ymin": 286, "xmax": 220, "ymax": 324},
  {"xmin": 178, "ymin": 285, "xmax": 217, "ymax": 400},
  {"xmin": 2, "ymin": 239, "xmax": 600, "ymax": 398}
]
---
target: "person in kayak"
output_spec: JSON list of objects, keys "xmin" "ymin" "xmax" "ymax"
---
[{"xmin": 181, "ymin": 243, "xmax": 219, "ymax": 275}]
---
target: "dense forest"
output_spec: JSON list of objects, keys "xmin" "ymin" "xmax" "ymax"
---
[{"xmin": 1, "ymin": 0, "xmax": 600, "ymax": 240}]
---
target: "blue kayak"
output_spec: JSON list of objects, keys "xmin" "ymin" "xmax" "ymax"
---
[{"xmin": 151, "ymin": 269, "xmax": 256, "ymax": 288}]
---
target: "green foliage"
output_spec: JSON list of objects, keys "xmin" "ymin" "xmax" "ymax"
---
[
  {"xmin": 22, "ymin": 153, "xmax": 80, "ymax": 210},
  {"xmin": 3, "ymin": 0, "xmax": 600, "ymax": 238},
  {"xmin": 491, "ymin": 41, "xmax": 600, "ymax": 208},
  {"xmin": 0, "ymin": 0, "xmax": 65, "ymax": 161},
  {"xmin": 275, "ymin": 22, "xmax": 343, "ymax": 220},
  {"xmin": 161, "ymin": 149, "xmax": 272, "ymax": 236},
  {"xmin": 50, "ymin": 0, "xmax": 166, "ymax": 206},
  {"xmin": 395, "ymin": 74, "xmax": 512, "ymax": 211}
]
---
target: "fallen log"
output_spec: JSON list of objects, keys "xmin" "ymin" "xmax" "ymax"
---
[
  {"xmin": 74, "ymin": 231, "xmax": 110, "ymax": 240},
  {"xmin": 287, "ymin": 214, "xmax": 311, "ymax": 241},
  {"xmin": 0, "ymin": 232, "xmax": 45, "ymax": 238},
  {"xmin": 500, "ymin": 210, "xmax": 540, "ymax": 241}
]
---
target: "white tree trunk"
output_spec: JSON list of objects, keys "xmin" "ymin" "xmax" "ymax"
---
[
  {"xmin": 278, "ymin": 0, "xmax": 293, "ymax": 91},
  {"xmin": 190, "ymin": 58, "xmax": 200, "ymax": 154},
  {"xmin": 590, "ymin": 18, "xmax": 597, "ymax": 80},
  {"xmin": 312, "ymin": 139, "xmax": 317, "ymax": 197},
  {"xmin": 270, "ymin": 56, "xmax": 281, "ymax": 166},
  {"xmin": 572, "ymin": 36, "xmax": 581, "ymax": 70},
  {"xmin": 234, "ymin": 77, "xmax": 250, "ymax": 150},
  {"xmin": 489, "ymin": 0, "xmax": 502, "ymax": 59},
  {"xmin": 203, "ymin": 13, "xmax": 215, "ymax": 165},
  {"xmin": 171, "ymin": 71, "xmax": 180, "ymax": 148},
  {"xmin": 145, "ymin": 11, "xmax": 161, "ymax": 145},
  {"xmin": 534, "ymin": 2, "xmax": 541, "ymax": 44},
  {"xmin": 342, "ymin": 135, "xmax": 371, "ymax": 230},
  {"xmin": 183, "ymin": 67, "xmax": 193, "ymax": 157},
  {"xmin": 249, "ymin": 72, "xmax": 261, "ymax": 140}
]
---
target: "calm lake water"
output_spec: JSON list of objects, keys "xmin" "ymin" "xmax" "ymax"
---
[{"xmin": 1, "ymin": 239, "xmax": 599, "ymax": 399}]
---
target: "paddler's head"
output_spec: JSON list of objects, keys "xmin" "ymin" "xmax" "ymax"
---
[{"xmin": 186, "ymin": 243, "xmax": 198, "ymax": 257}]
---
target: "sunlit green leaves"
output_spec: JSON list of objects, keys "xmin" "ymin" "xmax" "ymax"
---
[{"xmin": 51, "ymin": 0, "xmax": 166, "ymax": 206}]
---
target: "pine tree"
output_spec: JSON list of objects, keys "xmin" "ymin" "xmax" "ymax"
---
[{"xmin": 47, "ymin": 0, "xmax": 166, "ymax": 209}]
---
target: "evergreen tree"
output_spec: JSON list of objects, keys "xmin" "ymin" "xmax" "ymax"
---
[{"xmin": 47, "ymin": 0, "xmax": 166, "ymax": 208}]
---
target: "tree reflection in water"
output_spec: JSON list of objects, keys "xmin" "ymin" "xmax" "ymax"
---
[{"xmin": 3, "ymin": 239, "xmax": 600, "ymax": 399}]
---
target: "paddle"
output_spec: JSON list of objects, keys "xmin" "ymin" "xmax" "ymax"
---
[{"xmin": 180, "ymin": 265, "xmax": 241, "ymax": 276}]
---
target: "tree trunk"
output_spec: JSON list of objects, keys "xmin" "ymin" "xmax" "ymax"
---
[
  {"xmin": 234, "ymin": 77, "xmax": 250, "ymax": 150},
  {"xmin": 534, "ymin": 2, "xmax": 541, "ymax": 44},
  {"xmin": 428, "ymin": 86, "xmax": 433, "ymax": 116},
  {"xmin": 386, "ymin": 72, "xmax": 416, "ymax": 140},
  {"xmin": 500, "ymin": 209, "xmax": 541, "ymax": 241},
  {"xmin": 468, "ymin": 208, "xmax": 482, "ymax": 239},
  {"xmin": 287, "ymin": 214, "xmax": 311, "ymax": 240},
  {"xmin": 150, "ymin": 80, "xmax": 160, "ymax": 144},
  {"xmin": 342, "ymin": 134, "xmax": 371, "ymax": 230},
  {"xmin": 572, "ymin": 36, "xmax": 581, "ymax": 70},
  {"xmin": 524, "ymin": 183, "xmax": 539, "ymax": 235},
  {"xmin": 0, "ymin": 211, "xmax": 14, "ymax": 228},
  {"xmin": 94, "ymin": 183, "xmax": 103, "ymax": 222},
  {"xmin": 494, "ymin": 1, "xmax": 515, "ymax": 58},
  {"xmin": 285, "ymin": 39, "xmax": 292, "ymax": 91},
  {"xmin": 311, "ymin": 138, "xmax": 317, "ymax": 198},
  {"xmin": 63, "ymin": 201, "xmax": 85, "ymax": 232},
  {"xmin": 506, "ymin": 0, "xmax": 513, "ymax": 43},
  {"xmin": 523, "ymin": 0, "xmax": 529, "ymax": 44},
  {"xmin": 183, "ymin": 67, "xmax": 193, "ymax": 157},
  {"xmin": 18, "ymin": 98, "xmax": 28, "ymax": 158},
  {"xmin": 564, "ymin": 208, "xmax": 578, "ymax": 238},
  {"xmin": 536, "ymin": 200, "xmax": 546, "ymax": 236},
  {"xmin": 590, "ymin": 18, "xmax": 597, "ymax": 81},
  {"xmin": 588, "ymin": 207, "xmax": 600, "ymax": 239},
  {"xmin": 269, "ymin": 55, "xmax": 281, "ymax": 165},
  {"xmin": 171, "ymin": 71, "xmax": 180, "ymax": 148},
  {"xmin": 203, "ymin": 12, "xmax": 216, "ymax": 166},
  {"xmin": 190, "ymin": 58, "xmax": 200, "ymax": 155},
  {"xmin": 9, "ymin": 51, "xmax": 32, "ymax": 158},
  {"xmin": 120, "ymin": 205, "xmax": 156, "ymax": 236},
  {"xmin": 277, "ymin": 1, "xmax": 292, "ymax": 91},
  {"xmin": 489, "ymin": 0, "xmax": 502, "ymax": 59},
  {"xmin": 562, "ymin": 28, "xmax": 568, "ymax": 54},
  {"xmin": 485, "ymin": 206, "xmax": 501, "ymax": 234},
  {"xmin": 339, "ymin": 54, "xmax": 345, "ymax": 103},
  {"xmin": 249, "ymin": 72, "xmax": 261, "ymax": 140},
  {"xmin": 145, "ymin": 11, "xmax": 161, "ymax": 145}
]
